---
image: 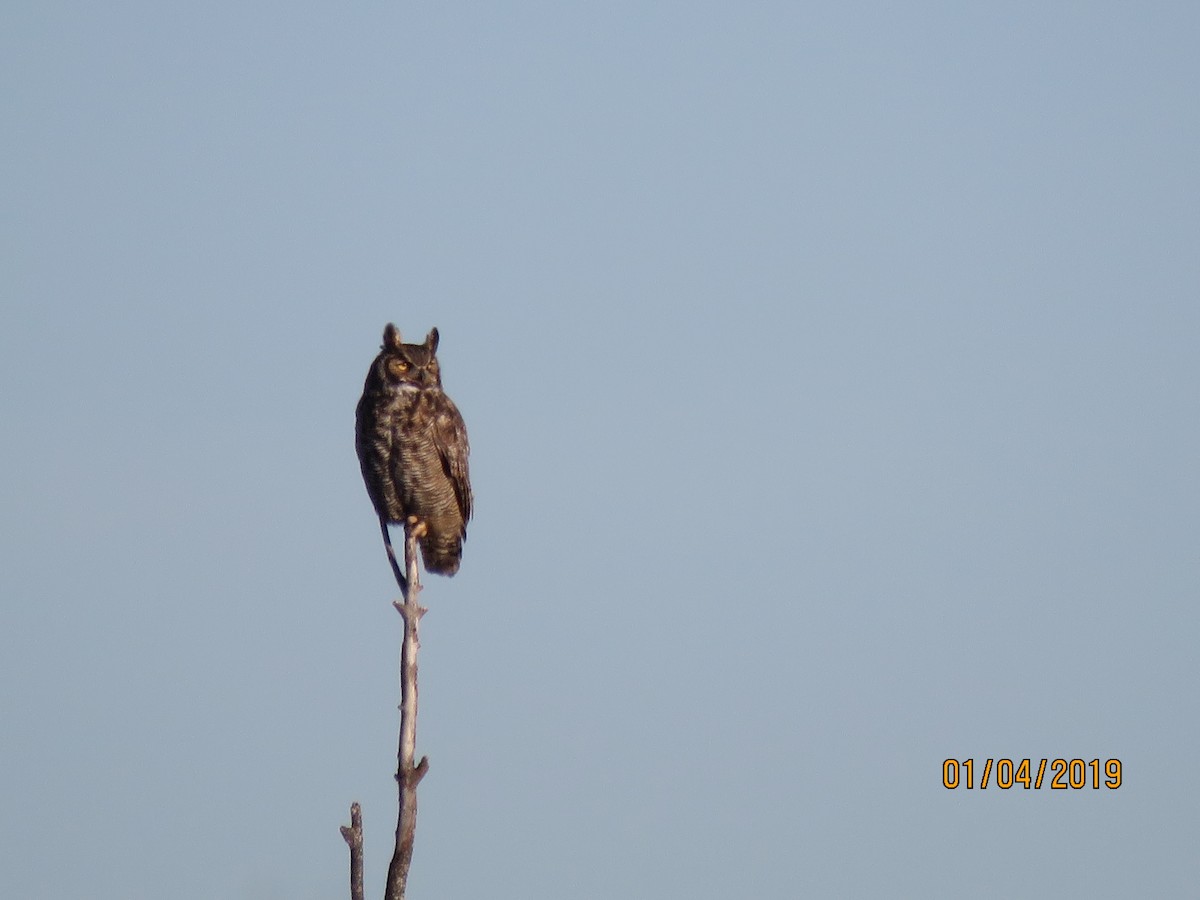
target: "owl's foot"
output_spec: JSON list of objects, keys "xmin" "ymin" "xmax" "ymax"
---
[{"xmin": 405, "ymin": 515, "xmax": 429, "ymax": 540}]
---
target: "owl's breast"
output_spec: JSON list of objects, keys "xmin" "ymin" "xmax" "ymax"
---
[
  {"xmin": 355, "ymin": 386, "xmax": 416, "ymax": 522},
  {"xmin": 392, "ymin": 426, "xmax": 459, "ymax": 521}
]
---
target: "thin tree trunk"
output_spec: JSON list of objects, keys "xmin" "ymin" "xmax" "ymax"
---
[
  {"xmin": 385, "ymin": 520, "xmax": 429, "ymax": 900},
  {"xmin": 343, "ymin": 519, "xmax": 429, "ymax": 900}
]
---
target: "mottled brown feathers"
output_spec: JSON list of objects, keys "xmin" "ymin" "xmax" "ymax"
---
[{"xmin": 356, "ymin": 324, "xmax": 472, "ymax": 576}]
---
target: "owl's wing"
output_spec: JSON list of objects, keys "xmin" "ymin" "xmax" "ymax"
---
[{"xmin": 433, "ymin": 405, "xmax": 473, "ymax": 525}]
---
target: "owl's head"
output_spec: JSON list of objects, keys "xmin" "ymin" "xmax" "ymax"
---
[{"xmin": 374, "ymin": 323, "xmax": 443, "ymax": 390}]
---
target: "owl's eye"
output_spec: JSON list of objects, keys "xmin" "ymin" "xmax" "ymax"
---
[{"xmin": 388, "ymin": 359, "xmax": 410, "ymax": 375}]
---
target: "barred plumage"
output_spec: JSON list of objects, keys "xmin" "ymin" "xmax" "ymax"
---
[{"xmin": 356, "ymin": 324, "xmax": 472, "ymax": 577}]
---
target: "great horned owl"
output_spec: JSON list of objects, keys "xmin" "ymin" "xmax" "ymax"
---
[{"xmin": 356, "ymin": 324, "xmax": 472, "ymax": 580}]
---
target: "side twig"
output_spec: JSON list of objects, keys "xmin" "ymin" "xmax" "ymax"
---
[
  {"xmin": 379, "ymin": 517, "xmax": 408, "ymax": 594},
  {"xmin": 385, "ymin": 518, "xmax": 429, "ymax": 900},
  {"xmin": 339, "ymin": 802, "xmax": 364, "ymax": 900}
]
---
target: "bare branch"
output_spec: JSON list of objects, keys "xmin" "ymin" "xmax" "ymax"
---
[
  {"xmin": 346, "ymin": 516, "xmax": 432, "ymax": 899},
  {"xmin": 339, "ymin": 802, "xmax": 364, "ymax": 900},
  {"xmin": 384, "ymin": 518, "xmax": 428, "ymax": 900}
]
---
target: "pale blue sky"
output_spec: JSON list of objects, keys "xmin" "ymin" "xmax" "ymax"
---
[{"xmin": 3, "ymin": 3, "xmax": 1199, "ymax": 898}]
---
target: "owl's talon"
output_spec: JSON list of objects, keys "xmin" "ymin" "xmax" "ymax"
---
[{"xmin": 406, "ymin": 516, "xmax": 429, "ymax": 540}]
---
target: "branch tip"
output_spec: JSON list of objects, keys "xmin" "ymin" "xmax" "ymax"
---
[{"xmin": 341, "ymin": 800, "xmax": 364, "ymax": 900}]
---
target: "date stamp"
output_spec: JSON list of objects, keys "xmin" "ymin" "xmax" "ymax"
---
[{"xmin": 943, "ymin": 758, "xmax": 1122, "ymax": 790}]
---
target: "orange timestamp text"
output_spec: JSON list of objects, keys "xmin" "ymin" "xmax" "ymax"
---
[{"xmin": 943, "ymin": 758, "xmax": 1122, "ymax": 790}]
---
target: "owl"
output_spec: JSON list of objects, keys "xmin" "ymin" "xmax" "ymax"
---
[{"xmin": 356, "ymin": 324, "xmax": 472, "ymax": 579}]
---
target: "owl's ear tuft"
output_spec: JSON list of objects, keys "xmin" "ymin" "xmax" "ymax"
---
[
  {"xmin": 382, "ymin": 323, "xmax": 403, "ymax": 350},
  {"xmin": 425, "ymin": 328, "xmax": 440, "ymax": 354}
]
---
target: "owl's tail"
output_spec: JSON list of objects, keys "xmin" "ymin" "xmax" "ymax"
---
[{"xmin": 420, "ymin": 531, "xmax": 464, "ymax": 577}]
